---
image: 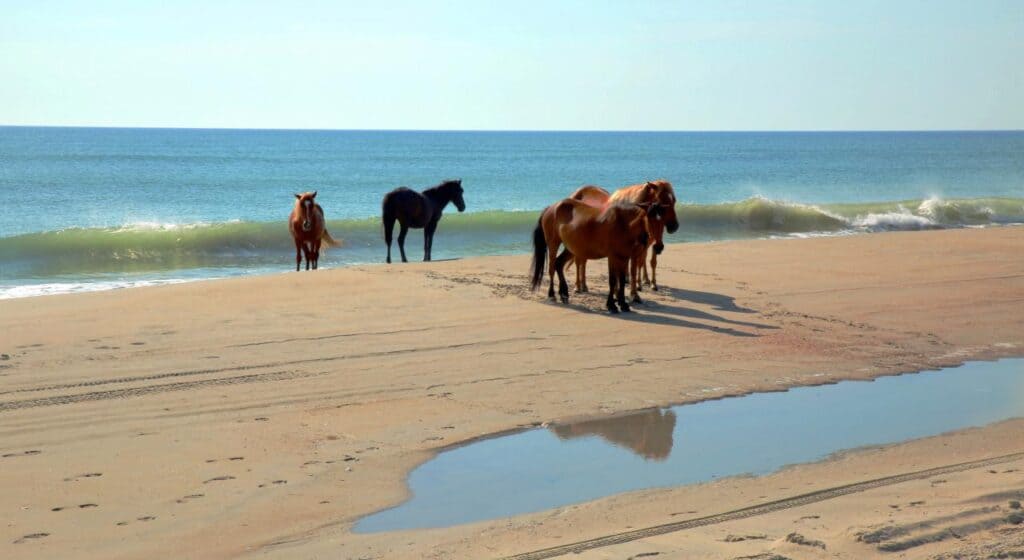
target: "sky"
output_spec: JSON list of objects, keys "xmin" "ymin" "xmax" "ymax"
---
[{"xmin": 1, "ymin": 0, "xmax": 1022, "ymax": 131}]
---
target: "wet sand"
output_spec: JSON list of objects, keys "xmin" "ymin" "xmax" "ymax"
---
[{"xmin": 1, "ymin": 226, "xmax": 1022, "ymax": 559}]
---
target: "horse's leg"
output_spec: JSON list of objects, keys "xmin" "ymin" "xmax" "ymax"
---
[
  {"xmin": 383, "ymin": 215, "xmax": 396, "ymax": 264},
  {"xmin": 617, "ymin": 262, "xmax": 631, "ymax": 312},
  {"xmin": 605, "ymin": 260, "xmax": 619, "ymax": 314},
  {"xmin": 630, "ymin": 253, "xmax": 643, "ymax": 304},
  {"xmin": 294, "ymin": 238, "xmax": 303, "ymax": 271},
  {"xmin": 650, "ymin": 248, "xmax": 659, "ymax": 291},
  {"xmin": 574, "ymin": 258, "xmax": 588, "ymax": 293},
  {"xmin": 312, "ymin": 238, "xmax": 322, "ymax": 270},
  {"xmin": 555, "ymin": 248, "xmax": 573, "ymax": 304},
  {"xmin": 641, "ymin": 245, "xmax": 651, "ymax": 286},
  {"xmin": 546, "ymin": 238, "xmax": 559, "ymax": 301},
  {"xmin": 304, "ymin": 241, "xmax": 313, "ymax": 271},
  {"xmin": 424, "ymin": 222, "xmax": 437, "ymax": 262},
  {"xmin": 397, "ymin": 223, "xmax": 409, "ymax": 263}
]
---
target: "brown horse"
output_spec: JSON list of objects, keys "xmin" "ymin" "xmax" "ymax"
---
[
  {"xmin": 530, "ymin": 198, "xmax": 654, "ymax": 313},
  {"xmin": 569, "ymin": 180, "xmax": 679, "ymax": 299},
  {"xmin": 289, "ymin": 191, "xmax": 342, "ymax": 271}
]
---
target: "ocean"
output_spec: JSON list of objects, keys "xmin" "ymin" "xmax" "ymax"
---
[{"xmin": 1, "ymin": 127, "xmax": 1022, "ymax": 298}]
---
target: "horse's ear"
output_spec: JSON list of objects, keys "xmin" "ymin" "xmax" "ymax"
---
[
  {"xmin": 644, "ymin": 182, "xmax": 656, "ymax": 194},
  {"xmin": 295, "ymin": 193, "xmax": 301, "ymax": 199},
  {"xmin": 456, "ymin": 179, "xmax": 462, "ymax": 185},
  {"xmin": 311, "ymin": 191, "xmax": 317, "ymax": 198}
]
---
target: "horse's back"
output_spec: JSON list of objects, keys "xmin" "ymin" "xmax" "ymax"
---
[
  {"xmin": 570, "ymin": 185, "xmax": 611, "ymax": 208},
  {"xmin": 382, "ymin": 186, "xmax": 429, "ymax": 226}
]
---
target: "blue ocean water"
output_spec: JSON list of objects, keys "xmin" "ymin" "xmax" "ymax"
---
[{"xmin": 1, "ymin": 127, "xmax": 1022, "ymax": 297}]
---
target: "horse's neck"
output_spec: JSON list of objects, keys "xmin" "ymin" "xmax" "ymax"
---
[{"xmin": 424, "ymin": 189, "xmax": 451, "ymax": 210}]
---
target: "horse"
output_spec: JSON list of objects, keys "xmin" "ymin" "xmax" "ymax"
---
[
  {"xmin": 530, "ymin": 198, "xmax": 655, "ymax": 313},
  {"xmin": 569, "ymin": 180, "xmax": 679, "ymax": 299},
  {"xmin": 381, "ymin": 179, "xmax": 466, "ymax": 263},
  {"xmin": 289, "ymin": 191, "xmax": 342, "ymax": 271}
]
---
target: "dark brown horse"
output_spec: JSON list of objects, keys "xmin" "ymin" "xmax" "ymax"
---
[
  {"xmin": 382, "ymin": 179, "xmax": 466, "ymax": 263},
  {"xmin": 531, "ymin": 198, "xmax": 655, "ymax": 313},
  {"xmin": 569, "ymin": 180, "xmax": 679, "ymax": 299},
  {"xmin": 288, "ymin": 191, "xmax": 342, "ymax": 271}
]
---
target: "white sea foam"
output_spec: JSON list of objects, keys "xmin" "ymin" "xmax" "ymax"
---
[{"xmin": 0, "ymin": 278, "xmax": 198, "ymax": 300}]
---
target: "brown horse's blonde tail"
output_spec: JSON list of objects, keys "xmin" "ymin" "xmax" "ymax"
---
[{"xmin": 321, "ymin": 230, "xmax": 344, "ymax": 248}]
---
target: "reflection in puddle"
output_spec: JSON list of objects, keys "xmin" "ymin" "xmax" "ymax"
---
[
  {"xmin": 356, "ymin": 359, "xmax": 1024, "ymax": 533},
  {"xmin": 551, "ymin": 409, "xmax": 676, "ymax": 461}
]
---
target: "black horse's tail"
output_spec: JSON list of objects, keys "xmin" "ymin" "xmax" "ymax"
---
[{"xmin": 530, "ymin": 216, "xmax": 546, "ymax": 291}]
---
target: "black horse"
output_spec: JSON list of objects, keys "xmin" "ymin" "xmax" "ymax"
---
[{"xmin": 382, "ymin": 179, "xmax": 466, "ymax": 263}]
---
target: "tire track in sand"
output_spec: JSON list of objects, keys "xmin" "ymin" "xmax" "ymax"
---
[
  {"xmin": 0, "ymin": 370, "xmax": 316, "ymax": 412},
  {"xmin": 0, "ymin": 336, "xmax": 545, "ymax": 397},
  {"xmin": 500, "ymin": 451, "xmax": 1024, "ymax": 560}
]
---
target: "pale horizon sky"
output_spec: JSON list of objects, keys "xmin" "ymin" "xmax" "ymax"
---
[{"xmin": 2, "ymin": 1, "xmax": 1022, "ymax": 131}]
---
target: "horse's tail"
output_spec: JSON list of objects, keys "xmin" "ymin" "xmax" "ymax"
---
[
  {"xmin": 321, "ymin": 229, "xmax": 344, "ymax": 248},
  {"xmin": 530, "ymin": 216, "xmax": 546, "ymax": 291}
]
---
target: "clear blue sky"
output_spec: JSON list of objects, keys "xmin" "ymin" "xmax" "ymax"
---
[{"xmin": 2, "ymin": 0, "xmax": 1021, "ymax": 130}]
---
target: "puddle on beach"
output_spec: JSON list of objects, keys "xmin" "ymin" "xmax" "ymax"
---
[{"xmin": 355, "ymin": 359, "xmax": 1024, "ymax": 533}]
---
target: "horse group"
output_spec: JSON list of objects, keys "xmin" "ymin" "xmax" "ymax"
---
[
  {"xmin": 530, "ymin": 180, "xmax": 679, "ymax": 314},
  {"xmin": 290, "ymin": 177, "xmax": 680, "ymax": 315}
]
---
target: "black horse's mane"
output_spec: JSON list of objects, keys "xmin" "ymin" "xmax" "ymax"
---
[{"xmin": 423, "ymin": 179, "xmax": 462, "ymax": 194}]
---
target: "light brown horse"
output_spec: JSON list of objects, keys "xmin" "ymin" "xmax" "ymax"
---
[
  {"xmin": 530, "ymin": 198, "xmax": 654, "ymax": 313},
  {"xmin": 569, "ymin": 180, "xmax": 679, "ymax": 300},
  {"xmin": 289, "ymin": 191, "xmax": 342, "ymax": 271}
]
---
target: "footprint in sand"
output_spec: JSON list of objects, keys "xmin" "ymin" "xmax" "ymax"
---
[
  {"xmin": 203, "ymin": 475, "xmax": 235, "ymax": 483},
  {"xmin": 79, "ymin": 503, "xmax": 98, "ymax": 509},
  {"xmin": 2, "ymin": 450, "xmax": 41, "ymax": 458},
  {"xmin": 176, "ymin": 494, "xmax": 204, "ymax": 504},
  {"xmin": 137, "ymin": 516, "xmax": 156, "ymax": 522},
  {"xmin": 64, "ymin": 472, "xmax": 102, "ymax": 482},
  {"xmin": 14, "ymin": 533, "xmax": 49, "ymax": 544}
]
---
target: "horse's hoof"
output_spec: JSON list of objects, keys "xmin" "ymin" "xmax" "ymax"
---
[
  {"xmin": 652, "ymin": 285, "xmax": 659, "ymax": 291},
  {"xmin": 620, "ymin": 303, "xmax": 632, "ymax": 313},
  {"xmin": 632, "ymin": 296, "xmax": 643, "ymax": 304},
  {"xmin": 560, "ymin": 295, "xmax": 570, "ymax": 304},
  {"xmin": 607, "ymin": 306, "xmax": 619, "ymax": 314}
]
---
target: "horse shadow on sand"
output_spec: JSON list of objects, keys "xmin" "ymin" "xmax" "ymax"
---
[{"xmin": 555, "ymin": 286, "xmax": 776, "ymax": 338}]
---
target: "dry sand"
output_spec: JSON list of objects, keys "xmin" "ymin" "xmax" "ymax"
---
[{"xmin": 1, "ymin": 226, "xmax": 1022, "ymax": 559}]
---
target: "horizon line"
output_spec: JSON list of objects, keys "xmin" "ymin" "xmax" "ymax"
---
[{"xmin": 2, "ymin": 124, "xmax": 1022, "ymax": 134}]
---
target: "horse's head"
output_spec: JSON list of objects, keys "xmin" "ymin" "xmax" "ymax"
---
[
  {"xmin": 642, "ymin": 181, "xmax": 679, "ymax": 234},
  {"xmin": 294, "ymin": 191, "xmax": 318, "ymax": 232},
  {"xmin": 445, "ymin": 179, "xmax": 466, "ymax": 212},
  {"xmin": 642, "ymin": 202, "xmax": 667, "ymax": 254}
]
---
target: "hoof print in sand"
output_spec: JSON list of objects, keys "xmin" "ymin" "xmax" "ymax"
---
[
  {"xmin": 203, "ymin": 475, "xmax": 236, "ymax": 483},
  {"xmin": 784, "ymin": 532, "xmax": 826, "ymax": 549},
  {"xmin": 14, "ymin": 533, "xmax": 49, "ymax": 544},
  {"xmin": 64, "ymin": 472, "xmax": 102, "ymax": 481}
]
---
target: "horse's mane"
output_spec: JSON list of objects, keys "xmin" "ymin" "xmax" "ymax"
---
[{"xmin": 424, "ymin": 179, "xmax": 461, "ymax": 194}]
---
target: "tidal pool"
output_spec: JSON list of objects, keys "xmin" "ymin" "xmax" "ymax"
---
[{"xmin": 356, "ymin": 358, "xmax": 1024, "ymax": 533}]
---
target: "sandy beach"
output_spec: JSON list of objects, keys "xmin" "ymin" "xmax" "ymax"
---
[{"xmin": 2, "ymin": 226, "xmax": 1023, "ymax": 559}]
